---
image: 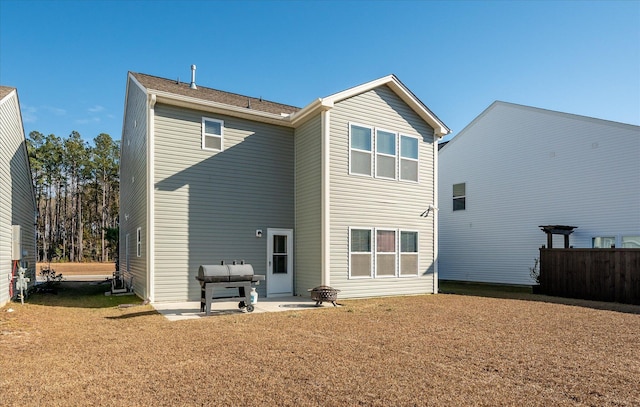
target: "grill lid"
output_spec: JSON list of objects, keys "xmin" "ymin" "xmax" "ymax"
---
[{"xmin": 197, "ymin": 262, "xmax": 255, "ymax": 283}]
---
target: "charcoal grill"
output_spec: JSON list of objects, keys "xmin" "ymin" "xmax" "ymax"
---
[
  {"xmin": 196, "ymin": 261, "xmax": 265, "ymax": 315},
  {"xmin": 308, "ymin": 285, "xmax": 340, "ymax": 306}
]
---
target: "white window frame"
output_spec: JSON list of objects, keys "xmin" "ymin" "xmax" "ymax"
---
[
  {"xmin": 349, "ymin": 227, "xmax": 421, "ymax": 279},
  {"xmin": 375, "ymin": 128, "xmax": 398, "ymax": 180},
  {"xmin": 621, "ymin": 236, "xmax": 640, "ymax": 248},
  {"xmin": 136, "ymin": 227, "xmax": 141, "ymax": 257},
  {"xmin": 349, "ymin": 123, "xmax": 374, "ymax": 177},
  {"xmin": 592, "ymin": 236, "xmax": 615, "ymax": 248},
  {"xmin": 399, "ymin": 230, "xmax": 419, "ymax": 277},
  {"xmin": 399, "ymin": 134, "xmax": 420, "ymax": 183},
  {"xmin": 348, "ymin": 227, "xmax": 373, "ymax": 279},
  {"xmin": 202, "ymin": 117, "xmax": 224, "ymax": 151},
  {"xmin": 453, "ymin": 182, "xmax": 466, "ymax": 211},
  {"xmin": 349, "ymin": 123, "xmax": 423, "ymax": 183},
  {"xmin": 374, "ymin": 228, "xmax": 397, "ymax": 278}
]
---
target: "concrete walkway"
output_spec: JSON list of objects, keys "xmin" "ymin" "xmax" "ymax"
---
[{"xmin": 152, "ymin": 296, "xmax": 338, "ymax": 321}]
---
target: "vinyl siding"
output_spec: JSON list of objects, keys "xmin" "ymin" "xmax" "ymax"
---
[
  {"xmin": 294, "ymin": 114, "xmax": 323, "ymax": 294},
  {"xmin": 439, "ymin": 102, "xmax": 640, "ymax": 285},
  {"xmin": 153, "ymin": 104, "xmax": 294, "ymax": 302},
  {"xmin": 119, "ymin": 78, "xmax": 149, "ymax": 299},
  {"xmin": 328, "ymin": 86, "xmax": 437, "ymax": 298},
  {"xmin": 0, "ymin": 90, "xmax": 36, "ymax": 306}
]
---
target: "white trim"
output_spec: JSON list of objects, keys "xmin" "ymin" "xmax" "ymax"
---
[
  {"xmin": 321, "ymin": 110, "xmax": 331, "ymax": 286},
  {"xmin": 136, "ymin": 227, "xmax": 141, "ymax": 257},
  {"xmin": 147, "ymin": 93, "xmax": 156, "ymax": 302},
  {"xmin": 432, "ymin": 137, "xmax": 439, "ymax": 293},
  {"xmin": 0, "ymin": 89, "xmax": 37, "ymax": 213},
  {"xmin": 153, "ymin": 92, "xmax": 295, "ymax": 127},
  {"xmin": 266, "ymin": 228, "xmax": 294, "ymax": 297},
  {"xmin": 201, "ymin": 117, "xmax": 224, "ymax": 151},
  {"xmin": 125, "ymin": 233, "xmax": 130, "ymax": 274},
  {"xmin": 348, "ymin": 122, "xmax": 374, "ymax": 177},
  {"xmin": 138, "ymin": 74, "xmax": 451, "ymax": 135},
  {"xmin": 0, "ymin": 88, "xmax": 16, "ymax": 104},
  {"xmin": 321, "ymin": 75, "xmax": 450, "ymax": 136}
]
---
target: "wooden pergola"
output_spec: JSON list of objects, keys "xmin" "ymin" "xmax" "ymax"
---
[{"xmin": 539, "ymin": 225, "xmax": 578, "ymax": 248}]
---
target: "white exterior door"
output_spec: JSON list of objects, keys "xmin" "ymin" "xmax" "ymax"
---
[{"xmin": 266, "ymin": 229, "xmax": 293, "ymax": 297}]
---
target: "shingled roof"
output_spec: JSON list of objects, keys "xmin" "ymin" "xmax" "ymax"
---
[
  {"xmin": 0, "ymin": 86, "xmax": 16, "ymax": 100},
  {"xmin": 130, "ymin": 72, "xmax": 300, "ymax": 116}
]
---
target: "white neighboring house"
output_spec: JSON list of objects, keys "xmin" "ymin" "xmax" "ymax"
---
[
  {"xmin": 0, "ymin": 86, "xmax": 37, "ymax": 306},
  {"xmin": 438, "ymin": 101, "xmax": 640, "ymax": 286}
]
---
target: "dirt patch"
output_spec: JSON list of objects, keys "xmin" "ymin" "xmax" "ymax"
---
[
  {"xmin": 1, "ymin": 284, "xmax": 639, "ymax": 406},
  {"xmin": 36, "ymin": 262, "xmax": 115, "ymax": 276}
]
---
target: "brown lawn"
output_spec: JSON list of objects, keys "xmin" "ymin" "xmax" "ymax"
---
[
  {"xmin": 36, "ymin": 262, "xmax": 116, "ymax": 276},
  {"xmin": 1, "ymin": 282, "xmax": 639, "ymax": 406}
]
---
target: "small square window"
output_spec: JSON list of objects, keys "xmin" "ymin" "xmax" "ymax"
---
[{"xmin": 202, "ymin": 118, "xmax": 224, "ymax": 151}]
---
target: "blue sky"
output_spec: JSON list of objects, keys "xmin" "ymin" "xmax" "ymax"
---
[{"xmin": 1, "ymin": 0, "xmax": 638, "ymax": 144}]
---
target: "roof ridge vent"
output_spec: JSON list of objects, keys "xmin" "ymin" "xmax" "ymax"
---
[{"xmin": 190, "ymin": 65, "xmax": 197, "ymax": 90}]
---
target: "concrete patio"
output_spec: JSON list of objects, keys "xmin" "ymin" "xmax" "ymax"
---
[{"xmin": 152, "ymin": 296, "xmax": 339, "ymax": 321}]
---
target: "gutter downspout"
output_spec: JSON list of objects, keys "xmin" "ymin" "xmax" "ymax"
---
[
  {"xmin": 147, "ymin": 93, "xmax": 157, "ymax": 302},
  {"xmin": 433, "ymin": 132, "xmax": 440, "ymax": 294},
  {"xmin": 321, "ymin": 109, "xmax": 331, "ymax": 286}
]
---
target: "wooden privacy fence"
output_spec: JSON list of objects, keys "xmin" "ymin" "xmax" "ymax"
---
[{"xmin": 539, "ymin": 248, "xmax": 640, "ymax": 305}]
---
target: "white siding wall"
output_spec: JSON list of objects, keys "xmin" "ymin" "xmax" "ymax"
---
[
  {"xmin": 153, "ymin": 104, "xmax": 294, "ymax": 302},
  {"xmin": 294, "ymin": 114, "xmax": 323, "ymax": 294},
  {"xmin": 439, "ymin": 102, "xmax": 640, "ymax": 285},
  {"xmin": 119, "ymin": 78, "xmax": 149, "ymax": 299},
  {"xmin": 328, "ymin": 86, "xmax": 437, "ymax": 298},
  {"xmin": 0, "ymin": 90, "xmax": 36, "ymax": 306}
]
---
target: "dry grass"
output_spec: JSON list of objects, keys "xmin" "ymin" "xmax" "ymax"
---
[
  {"xmin": 1, "ymin": 281, "xmax": 639, "ymax": 407},
  {"xmin": 36, "ymin": 262, "xmax": 116, "ymax": 276}
]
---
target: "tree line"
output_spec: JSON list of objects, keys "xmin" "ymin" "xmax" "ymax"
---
[{"xmin": 27, "ymin": 131, "xmax": 119, "ymax": 263}]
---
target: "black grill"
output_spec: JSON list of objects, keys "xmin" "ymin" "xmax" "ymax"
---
[{"xmin": 196, "ymin": 261, "xmax": 265, "ymax": 315}]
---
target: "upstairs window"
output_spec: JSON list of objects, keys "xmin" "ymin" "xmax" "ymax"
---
[
  {"xmin": 349, "ymin": 123, "xmax": 422, "ymax": 182},
  {"xmin": 202, "ymin": 117, "xmax": 224, "ymax": 151},
  {"xmin": 350, "ymin": 124, "xmax": 373, "ymax": 176},
  {"xmin": 375, "ymin": 129, "xmax": 396, "ymax": 179},
  {"xmin": 400, "ymin": 135, "xmax": 419, "ymax": 181},
  {"xmin": 453, "ymin": 183, "xmax": 466, "ymax": 211}
]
